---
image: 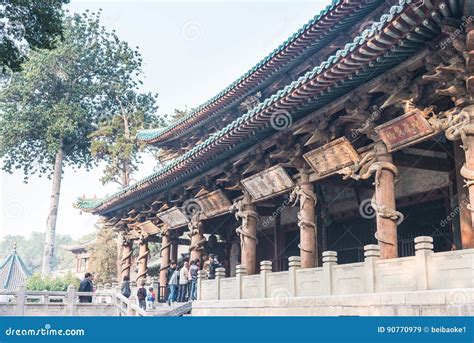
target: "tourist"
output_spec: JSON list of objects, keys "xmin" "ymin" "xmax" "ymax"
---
[
  {"xmin": 78, "ymin": 272, "xmax": 94, "ymax": 303},
  {"xmin": 167, "ymin": 263, "xmax": 179, "ymax": 305},
  {"xmin": 209, "ymin": 255, "xmax": 221, "ymax": 280},
  {"xmin": 121, "ymin": 275, "xmax": 131, "ymax": 298},
  {"xmin": 147, "ymin": 287, "xmax": 156, "ymax": 309},
  {"xmin": 178, "ymin": 261, "xmax": 189, "ymax": 302},
  {"xmin": 189, "ymin": 259, "xmax": 199, "ymax": 300},
  {"xmin": 137, "ymin": 281, "xmax": 147, "ymax": 310},
  {"xmin": 206, "ymin": 255, "xmax": 214, "ymax": 279}
]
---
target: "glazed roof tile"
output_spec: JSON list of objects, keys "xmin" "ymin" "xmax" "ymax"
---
[
  {"xmin": 137, "ymin": 0, "xmax": 385, "ymax": 144},
  {"xmin": 76, "ymin": 0, "xmax": 451, "ymax": 214}
]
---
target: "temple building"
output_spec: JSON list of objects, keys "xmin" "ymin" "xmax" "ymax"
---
[
  {"xmin": 63, "ymin": 239, "xmax": 95, "ymax": 279},
  {"xmin": 0, "ymin": 244, "xmax": 31, "ymax": 291},
  {"xmin": 75, "ymin": 0, "xmax": 474, "ymax": 307}
]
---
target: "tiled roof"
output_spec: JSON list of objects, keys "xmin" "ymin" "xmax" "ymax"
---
[
  {"xmin": 0, "ymin": 246, "xmax": 32, "ymax": 291},
  {"xmin": 77, "ymin": 0, "xmax": 452, "ymax": 215},
  {"xmin": 137, "ymin": 0, "xmax": 385, "ymax": 144}
]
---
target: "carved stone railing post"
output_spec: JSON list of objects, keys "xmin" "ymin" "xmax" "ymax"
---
[
  {"xmin": 16, "ymin": 284, "xmax": 26, "ymax": 316},
  {"xmin": 364, "ymin": 244, "xmax": 380, "ymax": 293},
  {"xmin": 414, "ymin": 236, "xmax": 433, "ymax": 291},
  {"xmin": 66, "ymin": 285, "xmax": 76, "ymax": 316},
  {"xmin": 196, "ymin": 270, "xmax": 206, "ymax": 301},
  {"xmin": 322, "ymin": 251, "xmax": 337, "ymax": 295},
  {"xmin": 288, "ymin": 256, "xmax": 301, "ymax": 297},
  {"xmin": 236, "ymin": 265, "xmax": 247, "ymax": 299},
  {"xmin": 215, "ymin": 267, "xmax": 225, "ymax": 300},
  {"xmin": 260, "ymin": 261, "xmax": 272, "ymax": 298},
  {"xmin": 127, "ymin": 295, "xmax": 137, "ymax": 316}
]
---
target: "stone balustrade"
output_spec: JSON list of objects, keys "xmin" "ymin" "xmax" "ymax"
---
[
  {"xmin": 197, "ymin": 236, "xmax": 473, "ymax": 302},
  {"xmin": 0, "ymin": 284, "xmax": 155, "ymax": 317}
]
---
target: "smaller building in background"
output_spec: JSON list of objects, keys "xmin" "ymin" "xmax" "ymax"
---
[
  {"xmin": 0, "ymin": 243, "xmax": 31, "ymax": 291},
  {"xmin": 63, "ymin": 239, "xmax": 95, "ymax": 279}
]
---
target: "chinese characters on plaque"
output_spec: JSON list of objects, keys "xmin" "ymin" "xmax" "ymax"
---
[
  {"xmin": 157, "ymin": 207, "xmax": 189, "ymax": 229},
  {"xmin": 303, "ymin": 137, "xmax": 360, "ymax": 178},
  {"xmin": 195, "ymin": 190, "xmax": 232, "ymax": 218},
  {"xmin": 241, "ymin": 165, "xmax": 295, "ymax": 201},
  {"xmin": 375, "ymin": 111, "xmax": 435, "ymax": 152}
]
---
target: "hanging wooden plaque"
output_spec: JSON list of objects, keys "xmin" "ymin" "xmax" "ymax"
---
[
  {"xmin": 303, "ymin": 137, "xmax": 360, "ymax": 178},
  {"xmin": 375, "ymin": 111, "xmax": 436, "ymax": 152},
  {"xmin": 136, "ymin": 220, "xmax": 161, "ymax": 235},
  {"xmin": 195, "ymin": 190, "xmax": 232, "ymax": 218},
  {"xmin": 241, "ymin": 165, "xmax": 294, "ymax": 201},
  {"xmin": 157, "ymin": 207, "xmax": 189, "ymax": 229}
]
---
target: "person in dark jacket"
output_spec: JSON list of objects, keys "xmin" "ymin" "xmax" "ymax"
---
[
  {"xmin": 121, "ymin": 275, "xmax": 131, "ymax": 298},
  {"xmin": 137, "ymin": 281, "xmax": 147, "ymax": 310},
  {"xmin": 78, "ymin": 272, "xmax": 94, "ymax": 303}
]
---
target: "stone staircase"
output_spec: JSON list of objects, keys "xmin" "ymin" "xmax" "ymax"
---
[{"xmin": 154, "ymin": 301, "xmax": 192, "ymax": 316}]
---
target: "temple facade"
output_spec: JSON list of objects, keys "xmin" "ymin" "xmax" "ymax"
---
[{"xmin": 75, "ymin": 0, "xmax": 474, "ymax": 308}]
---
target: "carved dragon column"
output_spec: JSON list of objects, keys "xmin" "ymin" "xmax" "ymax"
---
[
  {"xmin": 137, "ymin": 235, "xmax": 149, "ymax": 282},
  {"xmin": 422, "ymin": 21, "xmax": 474, "ymax": 248},
  {"xmin": 290, "ymin": 172, "xmax": 317, "ymax": 268},
  {"xmin": 159, "ymin": 226, "xmax": 171, "ymax": 292},
  {"xmin": 120, "ymin": 233, "xmax": 133, "ymax": 282},
  {"xmin": 188, "ymin": 211, "xmax": 205, "ymax": 261},
  {"xmin": 339, "ymin": 142, "xmax": 402, "ymax": 259},
  {"xmin": 170, "ymin": 236, "xmax": 179, "ymax": 263},
  {"xmin": 373, "ymin": 143, "xmax": 399, "ymax": 259},
  {"xmin": 230, "ymin": 192, "xmax": 258, "ymax": 275}
]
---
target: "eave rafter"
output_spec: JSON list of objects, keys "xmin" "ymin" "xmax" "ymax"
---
[{"xmin": 78, "ymin": 0, "xmax": 461, "ymax": 217}]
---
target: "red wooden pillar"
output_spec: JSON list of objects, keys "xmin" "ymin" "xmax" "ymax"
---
[
  {"xmin": 298, "ymin": 173, "xmax": 317, "ymax": 268},
  {"xmin": 241, "ymin": 192, "xmax": 258, "ymax": 275},
  {"xmin": 374, "ymin": 148, "xmax": 398, "ymax": 259},
  {"xmin": 120, "ymin": 238, "xmax": 133, "ymax": 282}
]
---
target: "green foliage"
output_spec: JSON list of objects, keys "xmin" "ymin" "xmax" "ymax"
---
[
  {"xmin": 0, "ymin": 0, "xmax": 69, "ymax": 73},
  {"xmin": 167, "ymin": 108, "xmax": 189, "ymax": 123},
  {"xmin": 0, "ymin": 232, "xmax": 77, "ymax": 273},
  {"xmin": 88, "ymin": 226, "xmax": 117, "ymax": 284},
  {"xmin": 0, "ymin": 11, "xmax": 138, "ymax": 181},
  {"xmin": 26, "ymin": 271, "xmax": 80, "ymax": 291},
  {"xmin": 88, "ymin": 30, "xmax": 162, "ymax": 187}
]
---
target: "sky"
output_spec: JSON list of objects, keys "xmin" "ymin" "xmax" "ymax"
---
[{"xmin": 0, "ymin": 0, "xmax": 327, "ymax": 240}]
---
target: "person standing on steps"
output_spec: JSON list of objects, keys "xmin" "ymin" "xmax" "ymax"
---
[
  {"xmin": 78, "ymin": 272, "xmax": 94, "ymax": 303},
  {"xmin": 121, "ymin": 275, "xmax": 131, "ymax": 298},
  {"xmin": 137, "ymin": 281, "xmax": 147, "ymax": 310},
  {"xmin": 178, "ymin": 260, "xmax": 189, "ymax": 302}
]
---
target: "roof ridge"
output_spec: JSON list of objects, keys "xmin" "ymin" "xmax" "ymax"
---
[
  {"xmin": 78, "ymin": 0, "xmax": 423, "ymax": 214},
  {"xmin": 137, "ymin": 0, "xmax": 384, "ymax": 143}
]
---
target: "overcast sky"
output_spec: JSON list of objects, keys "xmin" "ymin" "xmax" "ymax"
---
[{"xmin": 0, "ymin": 0, "xmax": 326, "ymax": 239}]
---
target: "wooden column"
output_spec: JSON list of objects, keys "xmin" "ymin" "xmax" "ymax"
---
[
  {"xmin": 297, "ymin": 173, "xmax": 317, "ymax": 268},
  {"xmin": 453, "ymin": 143, "xmax": 469, "ymax": 249},
  {"xmin": 188, "ymin": 211, "xmax": 205, "ymax": 261},
  {"xmin": 120, "ymin": 237, "xmax": 133, "ymax": 282},
  {"xmin": 170, "ymin": 237, "xmax": 178, "ymax": 263},
  {"xmin": 136, "ymin": 239, "xmax": 149, "ymax": 282},
  {"xmin": 458, "ymin": 106, "xmax": 474, "ymax": 248},
  {"xmin": 229, "ymin": 240, "xmax": 240, "ymax": 277},
  {"xmin": 159, "ymin": 228, "xmax": 171, "ymax": 290},
  {"xmin": 241, "ymin": 192, "xmax": 258, "ymax": 275},
  {"xmin": 374, "ymin": 145, "xmax": 398, "ymax": 259}
]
